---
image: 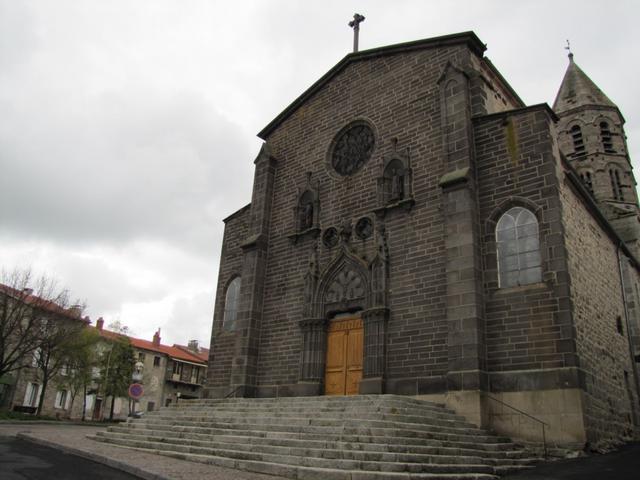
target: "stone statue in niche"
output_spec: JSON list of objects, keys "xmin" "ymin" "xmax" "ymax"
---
[
  {"xmin": 301, "ymin": 201, "xmax": 313, "ymax": 230},
  {"xmin": 384, "ymin": 160, "xmax": 405, "ymax": 203},
  {"xmin": 297, "ymin": 190, "xmax": 315, "ymax": 231}
]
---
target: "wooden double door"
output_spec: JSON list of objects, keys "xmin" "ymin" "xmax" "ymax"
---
[{"xmin": 324, "ymin": 315, "xmax": 363, "ymax": 396}]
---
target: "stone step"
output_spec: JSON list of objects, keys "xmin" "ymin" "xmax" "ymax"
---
[
  {"xmin": 109, "ymin": 428, "xmax": 526, "ymax": 459},
  {"xmin": 127, "ymin": 418, "xmax": 512, "ymax": 445},
  {"xmin": 107, "ymin": 423, "xmax": 522, "ymax": 454},
  {"xmin": 149, "ymin": 409, "xmax": 477, "ymax": 429},
  {"xmin": 96, "ymin": 429, "xmax": 533, "ymax": 467},
  {"xmin": 172, "ymin": 395, "xmax": 453, "ymax": 413},
  {"xmin": 92, "ymin": 434, "xmax": 514, "ymax": 475},
  {"xmin": 142, "ymin": 413, "xmax": 485, "ymax": 435},
  {"xmin": 168, "ymin": 395, "xmax": 459, "ymax": 417},
  {"xmin": 92, "ymin": 442, "xmax": 503, "ymax": 480},
  {"xmin": 91, "ymin": 395, "xmax": 534, "ymax": 479}
]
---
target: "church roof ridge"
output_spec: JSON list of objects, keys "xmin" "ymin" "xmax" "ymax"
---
[
  {"xmin": 553, "ymin": 54, "xmax": 617, "ymax": 114},
  {"xmin": 258, "ymin": 31, "xmax": 492, "ymax": 140}
]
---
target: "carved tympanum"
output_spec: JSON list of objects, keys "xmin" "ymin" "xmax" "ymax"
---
[{"xmin": 326, "ymin": 269, "xmax": 365, "ymax": 303}]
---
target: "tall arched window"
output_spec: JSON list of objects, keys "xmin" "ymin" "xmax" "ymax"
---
[
  {"xmin": 609, "ymin": 168, "xmax": 625, "ymax": 201},
  {"xmin": 580, "ymin": 171, "xmax": 594, "ymax": 194},
  {"xmin": 570, "ymin": 125, "xmax": 585, "ymax": 157},
  {"xmin": 600, "ymin": 122, "xmax": 615, "ymax": 153},
  {"xmin": 496, "ymin": 207, "xmax": 542, "ymax": 288},
  {"xmin": 223, "ymin": 277, "xmax": 241, "ymax": 331}
]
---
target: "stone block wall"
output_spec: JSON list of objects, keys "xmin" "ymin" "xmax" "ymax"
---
[
  {"xmin": 253, "ymin": 42, "xmax": 521, "ymax": 394},
  {"xmin": 475, "ymin": 106, "xmax": 579, "ymax": 384},
  {"xmin": 559, "ymin": 168, "xmax": 639, "ymax": 447},
  {"xmin": 207, "ymin": 204, "xmax": 250, "ymax": 391}
]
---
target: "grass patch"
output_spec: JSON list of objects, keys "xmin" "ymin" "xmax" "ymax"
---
[{"xmin": 0, "ymin": 410, "xmax": 59, "ymax": 421}]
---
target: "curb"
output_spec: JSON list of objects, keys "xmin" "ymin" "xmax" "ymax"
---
[{"xmin": 16, "ymin": 433, "xmax": 171, "ymax": 480}]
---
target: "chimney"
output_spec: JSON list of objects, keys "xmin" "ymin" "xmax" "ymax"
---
[
  {"xmin": 22, "ymin": 287, "xmax": 33, "ymax": 296},
  {"xmin": 96, "ymin": 317, "xmax": 104, "ymax": 330},
  {"xmin": 68, "ymin": 304, "xmax": 83, "ymax": 317},
  {"xmin": 188, "ymin": 340, "xmax": 199, "ymax": 352},
  {"xmin": 153, "ymin": 328, "xmax": 161, "ymax": 346}
]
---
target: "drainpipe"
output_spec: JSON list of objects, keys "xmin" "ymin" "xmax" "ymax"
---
[{"xmin": 616, "ymin": 242, "xmax": 640, "ymax": 420}]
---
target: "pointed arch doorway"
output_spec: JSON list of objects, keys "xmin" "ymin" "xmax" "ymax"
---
[{"xmin": 324, "ymin": 313, "xmax": 363, "ymax": 395}]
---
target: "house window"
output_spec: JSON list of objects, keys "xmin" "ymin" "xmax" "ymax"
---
[
  {"xmin": 609, "ymin": 168, "xmax": 625, "ymax": 201},
  {"xmin": 616, "ymin": 316, "xmax": 624, "ymax": 335},
  {"xmin": 172, "ymin": 362, "xmax": 183, "ymax": 376},
  {"xmin": 600, "ymin": 122, "xmax": 615, "ymax": 153},
  {"xmin": 32, "ymin": 348, "xmax": 42, "ymax": 367},
  {"xmin": 153, "ymin": 356, "xmax": 161, "ymax": 367},
  {"xmin": 223, "ymin": 277, "xmax": 241, "ymax": 331},
  {"xmin": 147, "ymin": 401, "xmax": 155, "ymax": 412},
  {"xmin": 570, "ymin": 125, "xmax": 585, "ymax": 157},
  {"xmin": 24, "ymin": 382, "xmax": 40, "ymax": 407},
  {"xmin": 496, "ymin": 207, "xmax": 542, "ymax": 288},
  {"xmin": 55, "ymin": 390, "xmax": 68, "ymax": 409},
  {"xmin": 138, "ymin": 352, "xmax": 145, "ymax": 362}
]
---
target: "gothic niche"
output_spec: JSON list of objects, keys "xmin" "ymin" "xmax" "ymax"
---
[
  {"xmin": 330, "ymin": 121, "xmax": 375, "ymax": 176},
  {"xmin": 289, "ymin": 172, "xmax": 320, "ymax": 243},
  {"xmin": 299, "ymin": 191, "xmax": 315, "ymax": 230},
  {"xmin": 376, "ymin": 140, "xmax": 414, "ymax": 214}
]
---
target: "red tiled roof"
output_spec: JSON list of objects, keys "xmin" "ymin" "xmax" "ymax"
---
[
  {"xmin": 0, "ymin": 283, "xmax": 90, "ymax": 324},
  {"xmin": 90, "ymin": 326, "xmax": 207, "ymax": 365},
  {"xmin": 173, "ymin": 344, "xmax": 209, "ymax": 363}
]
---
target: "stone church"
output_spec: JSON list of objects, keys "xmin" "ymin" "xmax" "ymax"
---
[{"xmin": 206, "ymin": 32, "xmax": 640, "ymax": 448}]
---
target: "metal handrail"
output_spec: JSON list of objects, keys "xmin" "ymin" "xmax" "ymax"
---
[
  {"xmin": 483, "ymin": 393, "xmax": 548, "ymax": 458},
  {"xmin": 224, "ymin": 385, "xmax": 243, "ymax": 399}
]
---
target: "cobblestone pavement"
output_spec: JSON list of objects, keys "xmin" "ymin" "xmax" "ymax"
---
[{"xmin": 0, "ymin": 423, "xmax": 286, "ymax": 480}]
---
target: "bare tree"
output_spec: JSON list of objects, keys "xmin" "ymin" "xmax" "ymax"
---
[
  {"xmin": 0, "ymin": 269, "xmax": 72, "ymax": 380},
  {"xmin": 32, "ymin": 307, "xmax": 88, "ymax": 416},
  {"xmin": 1, "ymin": 268, "xmax": 88, "ymax": 415}
]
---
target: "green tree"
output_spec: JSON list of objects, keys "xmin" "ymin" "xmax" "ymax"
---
[
  {"xmin": 98, "ymin": 336, "xmax": 135, "ymax": 420},
  {"xmin": 60, "ymin": 328, "xmax": 100, "ymax": 420}
]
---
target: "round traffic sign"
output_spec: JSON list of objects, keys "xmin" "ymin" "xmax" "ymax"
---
[{"xmin": 128, "ymin": 383, "xmax": 144, "ymax": 399}]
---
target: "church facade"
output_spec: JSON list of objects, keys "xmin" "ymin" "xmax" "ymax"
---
[{"xmin": 206, "ymin": 32, "xmax": 640, "ymax": 448}]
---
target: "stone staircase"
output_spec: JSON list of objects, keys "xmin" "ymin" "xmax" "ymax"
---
[{"xmin": 90, "ymin": 395, "xmax": 537, "ymax": 479}]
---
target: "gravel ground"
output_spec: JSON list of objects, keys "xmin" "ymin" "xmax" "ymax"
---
[{"xmin": 0, "ymin": 423, "xmax": 286, "ymax": 480}]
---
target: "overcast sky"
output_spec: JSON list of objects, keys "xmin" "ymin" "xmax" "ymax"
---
[{"xmin": 1, "ymin": 1, "xmax": 639, "ymax": 348}]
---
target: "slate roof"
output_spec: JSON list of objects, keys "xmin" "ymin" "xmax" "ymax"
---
[{"xmin": 553, "ymin": 54, "xmax": 616, "ymax": 113}]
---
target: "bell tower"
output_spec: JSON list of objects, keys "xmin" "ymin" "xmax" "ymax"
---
[{"xmin": 554, "ymin": 52, "xmax": 640, "ymax": 255}]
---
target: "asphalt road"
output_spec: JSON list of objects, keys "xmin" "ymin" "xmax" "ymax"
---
[
  {"xmin": 0, "ymin": 436, "xmax": 142, "ymax": 480},
  {"xmin": 502, "ymin": 442, "xmax": 640, "ymax": 480}
]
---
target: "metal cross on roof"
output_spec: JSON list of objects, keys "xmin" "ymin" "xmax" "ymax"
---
[
  {"xmin": 565, "ymin": 39, "xmax": 573, "ymax": 59},
  {"xmin": 348, "ymin": 13, "xmax": 365, "ymax": 53}
]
